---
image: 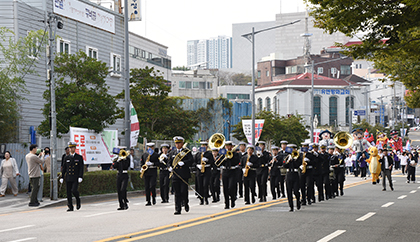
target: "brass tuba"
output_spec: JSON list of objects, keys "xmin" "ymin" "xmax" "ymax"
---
[
  {"xmin": 208, "ymin": 133, "xmax": 226, "ymax": 150},
  {"xmin": 291, "ymin": 150, "xmax": 300, "ymax": 159},
  {"xmin": 119, "ymin": 149, "xmax": 128, "ymax": 160},
  {"xmin": 333, "ymin": 131, "xmax": 354, "ymax": 150}
]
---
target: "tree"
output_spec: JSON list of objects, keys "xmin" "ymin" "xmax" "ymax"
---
[
  {"xmin": 119, "ymin": 67, "xmax": 199, "ymax": 140},
  {"xmin": 38, "ymin": 51, "xmax": 121, "ymax": 136},
  {"xmin": 219, "ymin": 71, "xmax": 252, "ymax": 85},
  {"xmin": 0, "ymin": 27, "xmax": 46, "ymax": 142},
  {"xmin": 307, "ymin": 0, "xmax": 420, "ymax": 107},
  {"xmin": 232, "ymin": 111, "xmax": 309, "ymax": 146}
]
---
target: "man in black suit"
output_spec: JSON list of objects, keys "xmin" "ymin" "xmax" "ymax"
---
[
  {"xmin": 60, "ymin": 141, "xmax": 84, "ymax": 212},
  {"xmin": 168, "ymin": 136, "xmax": 194, "ymax": 215},
  {"xmin": 379, "ymin": 148, "xmax": 394, "ymax": 191}
]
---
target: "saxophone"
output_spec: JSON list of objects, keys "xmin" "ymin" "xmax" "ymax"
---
[
  {"xmin": 244, "ymin": 155, "xmax": 251, "ymax": 177},
  {"xmin": 302, "ymin": 151, "xmax": 307, "ymax": 174},
  {"xmin": 140, "ymin": 154, "xmax": 150, "ymax": 179},
  {"xmin": 200, "ymin": 152, "xmax": 206, "ymax": 173}
]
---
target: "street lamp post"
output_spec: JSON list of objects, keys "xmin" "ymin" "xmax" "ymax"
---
[
  {"xmin": 123, "ymin": 0, "xmax": 131, "ymax": 148},
  {"xmin": 241, "ymin": 20, "xmax": 301, "ymax": 146}
]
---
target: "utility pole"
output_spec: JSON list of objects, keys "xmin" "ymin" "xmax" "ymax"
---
[
  {"xmin": 47, "ymin": 13, "xmax": 63, "ymax": 200},
  {"xmin": 124, "ymin": 0, "xmax": 131, "ymax": 148},
  {"xmin": 392, "ymin": 83, "xmax": 396, "ymax": 130}
]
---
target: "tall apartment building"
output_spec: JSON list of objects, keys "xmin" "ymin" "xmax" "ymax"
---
[{"xmin": 187, "ymin": 36, "xmax": 232, "ymax": 69}]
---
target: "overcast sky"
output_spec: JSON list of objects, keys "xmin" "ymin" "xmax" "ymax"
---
[{"xmin": 128, "ymin": 0, "xmax": 306, "ymax": 67}]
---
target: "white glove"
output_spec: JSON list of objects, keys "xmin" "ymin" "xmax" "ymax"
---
[
  {"xmin": 178, "ymin": 161, "xmax": 185, "ymax": 166},
  {"xmin": 78, "ymin": 178, "xmax": 83, "ymax": 183},
  {"xmin": 304, "ymin": 158, "xmax": 310, "ymax": 162},
  {"xmin": 300, "ymin": 165, "xmax": 304, "ymax": 170},
  {"xmin": 161, "ymin": 154, "xmax": 167, "ymax": 159},
  {"xmin": 59, "ymin": 178, "xmax": 63, "ymax": 184},
  {"xmin": 313, "ymin": 151, "xmax": 318, "ymax": 156},
  {"xmin": 196, "ymin": 164, "xmax": 202, "ymax": 170},
  {"xmin": 247, "ymin": 162, "xmax": 253, "ymax": 166},
  {"xmin": 202, "ymin": 157, "xmax": 208, "ymax": 162},
  {"xmin": 168, "ymin": 167, "xmax": 173, "ymax": 172},
  {"xmin": 146, "ymin": 161, "xmax": 153, "ymax": 166}
]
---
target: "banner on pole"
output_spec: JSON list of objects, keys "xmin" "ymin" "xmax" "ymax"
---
[
  {"xmin": 70, "ymin": 127, "xmax": 113, "ymax": 164},
  {"xmin": 128, "ymin": 0, "xmax": 142, "ymax": 21},
  {"xmin": 130, "ymin": 102, "xmax": 140, "ymax": 148},
  {"xmin": 313, "ymin": 129, "xmax": 321, "ymax": 143},
  {"xmin": 242, "ymin": 119, "xmax": 265, "ymax": 144}
]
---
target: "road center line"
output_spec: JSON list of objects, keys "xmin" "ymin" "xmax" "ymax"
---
[
  {"xmin": 398, "ymin": 195, "xmax": 407, "ymax": 199},
  {"xmin": 84, "ymin": 211, "xmax": 120, "ymax": 218},
  {"xmin": 7, "ymin": 238, "xmax": 36, "ymax": 242},
  {"xmin": 356, "ymin": 212, "xmax": 376, "ymax": 221},
  {"xmin": 381, "ymin": 202, "xmax": 394, "ymax": 208},
  {"xmin": 0, "ymin": 225, "xmax": 35, "ymax": 233},
  {"xmin": 317, "ymin": 230, "xmax": 346, "ymax": 242},
  {"xmin": 410, "ymin": 190, "xmax": 416, "ymax": 194}
]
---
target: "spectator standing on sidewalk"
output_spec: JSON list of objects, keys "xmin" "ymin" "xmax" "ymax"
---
[
  {"xmin": 0, "ymin": 151, "xmax": 20, "ymax": 197},
  {"xmin": 25, "ymin": 144, "xmax": 44, "ymax": 206},
  {"xmin": 406, "ymin": 153, "xmax": 417, "ymax": 183}
]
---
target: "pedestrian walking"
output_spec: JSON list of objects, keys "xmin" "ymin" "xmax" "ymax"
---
[
  {"xmin": 406, "ymin": 153, "xmax": 417, "ymax": 183},
  {"xmin": 379, "ymin": 148, "xmax": 394, "ymax": 191},
  {"xmin": 0, "ymin": 151, "xmax": 20, "ymax": 197},
  {"xmin": 25, "ymin": 144, "xmax": 44, "ymax": 206},
  {"xmin": 399, "ymin": 152, "xmax": 408, "ymax": 175}
]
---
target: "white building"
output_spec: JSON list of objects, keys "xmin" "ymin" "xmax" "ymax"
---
[
  {"xmin": 187, "ymin": 36, "xmax": 232, "ymax": 69},
  {"xmin": 255, "ymin": 73, "xmax": 368, "ymax": 128},
  {"xmin": 170, "ymin": 69, "xmax": 218, "ymax": 98},
  {"xmin": 218, "ymin": 85, "xmax": 252, "ymax": 102}
]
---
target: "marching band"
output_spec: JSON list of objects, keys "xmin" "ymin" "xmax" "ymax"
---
[{"xmin": 106, "ymin": 132, "xmax": 356, "ymax": 215}]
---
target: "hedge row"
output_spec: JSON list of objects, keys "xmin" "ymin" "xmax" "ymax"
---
[{"xmin": 43, "ymin": 170, "xmax": 195, "ymax": 198}]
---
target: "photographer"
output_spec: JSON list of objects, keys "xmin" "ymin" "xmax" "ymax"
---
[{"xmin": 25, "ymin": 144, "xmax": 44, "ymax": 206}]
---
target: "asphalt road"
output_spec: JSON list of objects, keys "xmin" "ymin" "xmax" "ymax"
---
[
  {"xmin": 408, "ymin": 130, "xmax": 420, "ymax": 147},
  {"xmin": 1, "ymin": 168, "xmax": 419, "ymax": 242}
]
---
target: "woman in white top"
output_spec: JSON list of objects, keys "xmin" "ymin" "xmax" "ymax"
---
[
  {"xmin": 345, "ymin": 154, "xmax": 353, "ymax": 175},
  {"xmin": 399, "ymin": 152, "xmax": 408, "ymax": 175},
  {"xmin": 0, "ymin": 151, "xmax": 20, "ymax": 197}
]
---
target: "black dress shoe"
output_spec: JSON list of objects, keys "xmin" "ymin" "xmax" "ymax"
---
[
  {"xmin": 297, "ymin": 202, "xmax": 301, "ymax": 210},
  {"xmin": 185, "ymin": 204, "xmax": 190, "ymax": 212},
  {"xmin": 145, "ymin": 202, "xmax": 152, "ymax": 206},
  {"xmin": 252, "ymin": 197, "xmax": 255, "ymax": 203},
  {"xmin": 245, "ymin": 202, "xmax": 250, "ymax": 205},
  {"xmin": 28, "ymin": 203, "xmax": 40, "ymax": 207},
  {"xmin": 174, "ymin": 211, "xmax": 181, "ymax": 215},
  {"xmin": 231, "ymin": 200, "xmax": 235, "ymax": 208},
  {"xmin": 199, "ymin": 200, "xmax": 204, "ymax": 205},
  {"xmin": 224, "ymin": 205, "xmax": 229, "ymax": 209},
  {"xmin": 391, "ymin": 187, "xmax": 394, "ymax": 191},
  {"xmin": 212, "ymin": 200, "xmax": 217, "ymax": 203},
  {"xmin": 382, "ymin": 189, "xmax": 386, "ymax": 191},
  {"xmin": 77, "ymin": 204, "xmax": 81, "ymax": 210},
  {"xmin": 152, "ymin": 198, "xmax": 156, "ymax": 205},
  {"xmin": 205, "ymin": 200, "xmax": 209, "ymax": 205},
  {"xmin": 117, "ymin": 207, "xmax": 125, "ymax": 210},
  {"xmin": 289, "ymin": 208, "xmax": 294, "ymax": 212},
  {"xmin": 308, "ymin": 201, "xmax": 312, "ymax": 205},
  {"xmin": 67, "ymin": 208, "xmax": 74, "ymax": 212},
  {"xmin": 281, "ymin": 194, "xmax": 286, "ymax": 198}
]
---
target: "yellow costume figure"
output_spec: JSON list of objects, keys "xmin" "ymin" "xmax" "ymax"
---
[{"xmin": 366, "ymin": 146, "xmax": 381, "ymax": 184}]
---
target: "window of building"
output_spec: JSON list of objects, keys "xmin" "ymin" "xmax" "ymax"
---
[
  {"xmin": 317, "ymin": 67, "xmax": 323, "ymax": 74},
  {"xmin": 314, "ymin": 96, "xmax": 321, "ymax": 123},
  {"xmin": 141, "ymin": 50, "xmax": 146, "ymax": 59},
  {"xmin": 273, "ymin": 96, "xmax": 277, "ymax": 113},
  {"xmin": 57, "ymin": 38, "xmax": 71, "ymax": 54},
  {"xmin": 199, "ymin": 82, "xmax": 206, "ymax": 89},
  {"xmin": 226, "ymin": 94, "xmax": 250, "ymax": 100},
  {"xmin": 207, "ymin": 82, "xmax": 213, "ymax": 89},
  {"xmin": 329, "ymin": 96, "xmax": 338, "ymax": 126},
  {"xmin": 340, "ymin": 65, "xmax": 351, "ymax": 75},
  {"xmin": 193, "ymin": 81, "xmax": 199, "ymax": 89},
  {"xmin": 266, "ymin": 97, "xmax": 271, "ymax": 111},
  {"xmin": 257, "ymin": 71, "xmax": 261, "ymax": 78},
  {"xmin": 27, "ymin": 31, "xmax": 39, "ymax": 58},
  {"xmin": 257, "ymin": 98, "xmax": 263, "ymax": 113},
  {"xmin": 346, "ymin": 96, "xmax": 354, "ymax": 125},
  {"xmin": 110, "ymin": 53, "xmax": 121, "ymax": 77},
  {"xmin": 266, "ymin": 70, "xmax": 269, "ymax": 77},
  {"xmin": 179, "ymin": 81, "xmax": 186, "ymax": 89},
  {"xmin": 86, "ymin": 46, "xmax": 98, "ymax": 60},
  {"xmin": 185, "ymin": 81, "xmax": 192, "ymax": 89}
]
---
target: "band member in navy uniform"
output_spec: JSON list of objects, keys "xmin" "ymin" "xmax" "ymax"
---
[
  {"xmin": 241, "ymin": 145, "xmax": 258, "ymax": 204},
  {"xmin": 237, "ymin": 141, "xmax": 247, "ymax": 198},
  {"xmin": 113, "ymin": 148, "xmax": 130, "ymax": 210},
  {"xmin": 140, "ymin": 143, "xmax": 159, "ymax": 206},
  {"xmin": 168, "ymin": 136, "xmax": 194, "ymax": 215},
  {"xmin": 332, "ymin": 147, "xmax": 346, "ymax": 196},
  {"xmin": 194, "ymin": 141, "xmax": 214, "ymax": 205},
  {"xmin": 210, "ymin": 148, "xmax": 221, "ymax": 203},
  {"xmin": 283, "ymin": 144, "xmax": 302, "ymax": 212},
  {"xmin": 269, "ymin": 146, "xmax": 281, "ymax": 200},
  {"xmin": 220, "ymin": 141, "xmax": 240, "ymax": 209},
  {"xmin": 326, "ymin": 145, "xmax": 336, "ymax": 199},
  {"xmin": 256, "ymin": 141, "xmax": 270, "ymax": 202},
  {"xmin": 319, "ymin": 144, "xmax": 330, "ymax": 201},
  {"xmin": 60, "ymin": 141, "xmax": 84, "ymax": 212},
  {"xmin": 158, "ymin": 144, "xmax": 171, "ymax": 203},
  {"xmin": 309, "ymin": 143, "xmax": 320, "ymax": 203},
  {"xmin": 300, "ymin": 142, "xmax": 315, "ymax": 205},
  {"xmin": 277, "ymin": 141, "xmax": 289, "ymax": 198}
]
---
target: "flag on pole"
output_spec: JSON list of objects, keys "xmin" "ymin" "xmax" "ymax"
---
[
  {"xmin": 130, "ymin": 102, "xmax": 139, "ymax": 148},
  {"xmin": 242, "ymin": 119, "xmax": 265, "ymax": 144},
  {"xmin": 313, "ymin": 129, "xmax": 321, "ymax": 143}
]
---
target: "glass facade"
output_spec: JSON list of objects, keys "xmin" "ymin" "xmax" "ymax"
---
[
  {"xmin": 314, "ymin": 96, "xmax": 321, "ymax": 124},
  {"xmin": 329, "ymin": 96, "xmax": 337, "ymax": 126}
]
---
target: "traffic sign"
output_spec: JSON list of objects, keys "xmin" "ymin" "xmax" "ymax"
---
[{"xmin": 353, "ymin": 110, "xmax": 366, "ymax": 116}]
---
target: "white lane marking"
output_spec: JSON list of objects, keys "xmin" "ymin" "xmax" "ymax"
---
[
  {"xmin": 410, "ymin": 190, "xmax": 416, "ymax": 194},
  {"xmin": 7, "ymin": 238, "xmax": 36, "ymax": 242},
  {"xmin": 398, "ymin": 195, "xmax": 407, "ymax": 199},
  {"xmin": 84, "ymin": 211, "xmax": 120, "ymax": 218},
  {"xmin": 356, "ymin": 212, "xmax": 376, "ymax": 221},
  {"xmin": 381, "ymin": 202, "xmax": 394, "ymax": 208},
  {"xmin": 0, "ymin": 225, "xmax": 35, "ymax": 233},
  {"xmin": 417, "ymin": 186, "xmax": 420, "ymax": 189},
  {"xmin": 317, "ymin": 230, "xmax": 346, "ymax": 242}
]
